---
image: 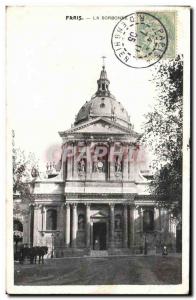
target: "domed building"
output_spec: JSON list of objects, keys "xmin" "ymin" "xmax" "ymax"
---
[{"xmin": 14, "ymin": 64, "xmax": 178, "ymax": 257}]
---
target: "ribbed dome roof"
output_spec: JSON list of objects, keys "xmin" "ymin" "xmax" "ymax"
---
[{"xmin": 74, "ymin": 65, "xmax": 131, "ymax": 128}]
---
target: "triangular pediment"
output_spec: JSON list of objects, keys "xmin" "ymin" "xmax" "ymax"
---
[
  {"xmin": 59, "ymin": 117, "xmax": 137, "ymax": 137},
  {"xmin": 91, "ymin": 211, "xmax": 108, "ymax": 218},
  {"xmin": 75, "ymin": 120, "xmax": 127, "ymax": 134}
]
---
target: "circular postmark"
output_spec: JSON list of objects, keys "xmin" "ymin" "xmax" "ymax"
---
[{"xmin": 111, "ymin": 12, "xmax": 168, "ymax": 68}]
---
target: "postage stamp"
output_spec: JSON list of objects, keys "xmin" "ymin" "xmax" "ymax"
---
[{"xmin": 147, "ymin": 11, "xmax": 177, "ymax": 58}]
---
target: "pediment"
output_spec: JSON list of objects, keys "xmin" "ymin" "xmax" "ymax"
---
[
  {"xmin": 91, "ymin": 211, "xmax": 108, "ymax": 218},
  {"xmin": 59, "ymin": 117, "xmax": 135, "ymax": 136},
  {"xmin": 76, "ymin": 120, "xmax": 127, "ymax": 134}
]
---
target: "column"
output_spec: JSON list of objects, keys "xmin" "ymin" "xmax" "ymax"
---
[
  {"xmin": 129, "ymin": 205, "xmax": 135, "ymax": 248},
  {"xmin": 110, "ymin": 204, "xmax": 115, "ymax": 248},
  {"xmin": 72, "ymin": 203, "xmax": 78, "ymax": 248},
  {"xmin": 40, "ymin": 205, "xmax": 43, "ymax": 231},
  {"xmin": 38, "ymin": 205, "xmax": 42, "ymax": 233},
  {"xmin": 123, "ymin": 144, "xmax": 129, "ymax": 180},
  {"xmin": 85, "ymin": 203, "xmax": 91, "ymax": 248},
  {"xmin": 65, "ymin": 204, "xmax": 70, "ymax": 247},
  {"xmin": 86, "ymin": 142, "xmax": 92, "ymax": 180},
  {"xmin": 123, "ymin": 204, "xmax": 128, "ymax": 248},
  {"xmin": 43, "ymin": 206, "xmax": 46, "ymax": 231},
  {"xmin": 29, "ymin": 205, "xmax": 34, "ymax": 247},
  {"xmin": 33, "ymin": 205, "xmax": 39, "ymax": 246}
]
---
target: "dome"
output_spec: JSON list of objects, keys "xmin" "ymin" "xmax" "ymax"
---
[{"xmin": 75, "ymin": 65, "xmax": 131, "ymax": 128}]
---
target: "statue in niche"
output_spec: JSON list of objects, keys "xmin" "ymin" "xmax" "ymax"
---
[
  {"xmin": 78, "ymin": 215, "xmax": 85, "ymax": 230},
  {"xmin": 78, "ymin": 158, "xmax": 86, "ymax": 173},
  {"xmin": 115, "ymin": 156, "xmax": 122, "ymax": 172},
  {"xmin": 115, "ymin": 214, "xmax": 122, "ymax": 230},
  {"xmin": 93, "ymin": 158, "xmax": 105, "ymax": 173},
  {"xmin": 115, "ymin": 219, "xmax": 121, "ymax": 230}
]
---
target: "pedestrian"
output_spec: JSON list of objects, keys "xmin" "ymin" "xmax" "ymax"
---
[{"xmin": 162, "ymin": 245, "xmax": 168, "ymax": 256}]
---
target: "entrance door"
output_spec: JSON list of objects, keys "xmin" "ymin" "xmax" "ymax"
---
[{"xmin": 93, "ymin": 222, "xmax": 107, "ymax": 250}]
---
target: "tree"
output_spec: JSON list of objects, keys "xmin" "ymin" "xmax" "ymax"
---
[
  {"xmin": 142, "ymin": 56, "xmax": 183, "ymax": 218},
  {"xmin": 12, "ymin": 130, "xmax": 39, "ymax": 202}
]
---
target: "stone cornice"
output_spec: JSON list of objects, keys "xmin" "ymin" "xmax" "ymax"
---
[
  {"xmin": 65, "ymin": 193, "xmax": 137, "ymax": 200},
  {"xmin": 33, "ymin": 194, "xmax": 65, "ymax": 199},
  {"xmin": 59, "ymin": 117, "xmax": 139, "ymax": 137},
  {"xmin": 65, "ymin": 200, "xmax": 135, "ymax": 205}
]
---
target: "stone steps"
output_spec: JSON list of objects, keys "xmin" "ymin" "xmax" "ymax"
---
[{"xmin": 90, "ymin": 250, "xmax": 108, "ymax": 257}]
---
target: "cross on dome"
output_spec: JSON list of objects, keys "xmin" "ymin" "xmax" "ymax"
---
[{"xmin": 101, "ymin": 56, "xmax": 106, "ymax": 67}]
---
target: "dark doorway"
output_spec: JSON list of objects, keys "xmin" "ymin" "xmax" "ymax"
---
[{"xmin": 93, "ymin": 222, "xmax": 107, "ymax": 250}]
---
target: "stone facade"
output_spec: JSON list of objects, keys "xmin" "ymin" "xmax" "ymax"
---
[{"xmin": 13, "ymin": 65, "xmax": 179, "ymax": 257}]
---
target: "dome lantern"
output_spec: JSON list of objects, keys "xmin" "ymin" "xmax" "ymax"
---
[{"xmin": 96, "ymin": 65, "xmax": 110, "ymax": 97}]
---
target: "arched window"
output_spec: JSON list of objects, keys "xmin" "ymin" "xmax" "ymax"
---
[
  {"xmin": 115, "ymin": 214, "xmax": 122, "ymax": 230},
  {"xmin": 143, "ymin": 208, "xmax": 154, "ymax": 232},
  {"xmin": 46, "ymin": 209, "xmax": 57, "ymax": 230},
  {"xmin": 14, "ymin": 219, "xmax": 23, "ymax": 232},
  {"xmin": 78, "ymin": 214, "xmax": 85, "ymax": 230}
]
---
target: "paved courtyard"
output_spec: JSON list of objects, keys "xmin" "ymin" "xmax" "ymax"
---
[{"xmin": 14, "ymin": 255, "xmax": 181, "ymax": 286}]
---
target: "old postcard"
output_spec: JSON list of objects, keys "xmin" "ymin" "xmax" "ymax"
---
[{"xmin": 6, "ymin": 6, "xmax": 190, "ymax": 295}]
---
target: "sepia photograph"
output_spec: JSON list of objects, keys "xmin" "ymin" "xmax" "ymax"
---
[{"xmin": 6, "ymin": 6, "xmax": 190, "ymax": 295}]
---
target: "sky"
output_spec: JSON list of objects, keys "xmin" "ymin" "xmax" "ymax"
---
[{"xmin": 6, "ymin": 6, "xmax": 185, "ymax": 170}]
